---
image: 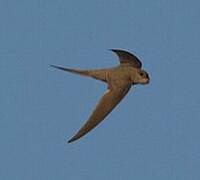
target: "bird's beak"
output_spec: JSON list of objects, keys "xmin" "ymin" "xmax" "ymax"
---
[{"xmin": 142, "ymin": 78, "xmax": 150, "ymax": 84}]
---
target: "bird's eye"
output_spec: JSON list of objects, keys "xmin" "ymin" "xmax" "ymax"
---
[{"xmin": 139, "ymin": 72, "xmax": 144, "ymax": 76}]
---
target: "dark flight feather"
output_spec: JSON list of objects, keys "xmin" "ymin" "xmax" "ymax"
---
[{"xmin": 110, "ymin": 49, "xmax": 142, "ymax": 68}]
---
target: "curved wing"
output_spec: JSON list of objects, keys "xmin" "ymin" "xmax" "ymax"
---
[
  {"xmin": 110, "ymin": 49, "xmax": 142, "ymax": 68},
  {"xmin": 68, "ymin": 84, "xmax": 131, "ymax": 143}
]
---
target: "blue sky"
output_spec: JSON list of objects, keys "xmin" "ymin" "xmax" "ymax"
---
[{"xmin": 1, "ymin": 0, "xmax": 200, "ymax": 179}]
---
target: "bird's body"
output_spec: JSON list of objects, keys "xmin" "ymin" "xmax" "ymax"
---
[{"xmin": 51, "ymin": 49, "xmax": 150, "ymax": 143}]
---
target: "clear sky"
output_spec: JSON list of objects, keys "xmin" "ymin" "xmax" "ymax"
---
[{"xmin": 1, "ymin": 0, "xmax": 200, "ymax": 179}]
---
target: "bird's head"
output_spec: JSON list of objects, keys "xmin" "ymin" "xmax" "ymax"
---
[{"xmin": 134, "ymin": 69, "xmax": 150, "ymax": 85}]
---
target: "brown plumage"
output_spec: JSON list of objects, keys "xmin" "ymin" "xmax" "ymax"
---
[{"xmin": 51, "ymin": 49, "xmax": 150, "ymax": 143}]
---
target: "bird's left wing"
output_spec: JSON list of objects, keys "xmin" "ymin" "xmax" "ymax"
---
[{"xmin": 68, "ymin": 84, "xmax": 131, "ymax": 143}]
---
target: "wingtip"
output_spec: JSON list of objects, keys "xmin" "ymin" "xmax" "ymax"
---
[
  {"xmin": 109, "ymin": 49, "xmax": 126, "ymax": 54},
  {"xmin": 109, "ymin": 48, "xmax": 117, "ymax": 52},
  {"xmin": 67, "ymin": 133, "xmax": 84, "ymax": 143},
  {"xmin": 67, "ymin": 140, "xmax": 73, "ymax": 143},
  {"xmin": 67, "ymin": 137, "xmax": 76, "ymax": 143}
]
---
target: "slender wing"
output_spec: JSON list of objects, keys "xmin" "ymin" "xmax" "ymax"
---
[
  {"xmin": 68, "ymin": 84, "xmax": 131, "ymax": 143},
  {"xmin": 110, "ymin": 49, "xmax": 142, "ymax": 68}
]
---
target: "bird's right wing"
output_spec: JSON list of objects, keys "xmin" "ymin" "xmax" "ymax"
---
[
  {"xmin": 110, "ymin": 49, "xmax": 142, "ymax": 68},
  {"xmin": 68, "ymin": 84, "xmax": 131, "ymax": 143}
]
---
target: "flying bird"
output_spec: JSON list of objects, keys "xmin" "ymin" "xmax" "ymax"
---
[{"xmin": 51, "ymin": 49, "xmax": 150, "ymax": 143}]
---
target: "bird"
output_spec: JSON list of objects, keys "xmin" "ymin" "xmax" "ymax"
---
[{"xmin": 51, "ymin": 49, "xmax": 150, "ymax": 143}]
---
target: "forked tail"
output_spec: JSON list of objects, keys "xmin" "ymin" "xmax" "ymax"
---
[
  {"xmin": 51, "ymin": 64, "xmax": 108, "ymax": 82},
  {"xmin": 50, "ymin": 65, "xmax": 90, "ymax": 77}
]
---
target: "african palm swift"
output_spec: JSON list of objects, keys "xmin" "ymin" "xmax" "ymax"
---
[{"xmin": 51, "ymin": 49, "xmax": 150, "ymax": 143}]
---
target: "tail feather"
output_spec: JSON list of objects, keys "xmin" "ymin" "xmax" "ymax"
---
[
  {"xmin": 50, "ymin": 65, "xmax": 90, "ymax": 77},
  {"xmin": 51, "ymin": 64, "xmax": 108, "ymax": 82}
]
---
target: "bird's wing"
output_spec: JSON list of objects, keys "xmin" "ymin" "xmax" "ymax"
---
[
  {"xmin": 110, "ymin": 49, "xmax": 142, "ymax": 68},
  {"xmin": 68, "ymin": 84, "xmax": 131, "ymax": 143}
]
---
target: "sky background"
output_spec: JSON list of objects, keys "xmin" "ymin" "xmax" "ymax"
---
[{"xmin": 1, "ymin": 0, "xmax": 200, "ymax": 179}]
